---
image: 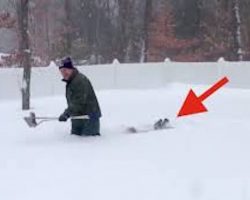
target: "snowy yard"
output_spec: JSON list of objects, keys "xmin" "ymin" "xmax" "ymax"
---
[
  {"xmin": 1, "ymin": 0, "xmax": 250, "ymax": 198},
  {"xmin": 1, "ymin": 84, "xmax": 250, "ymax": 200}
]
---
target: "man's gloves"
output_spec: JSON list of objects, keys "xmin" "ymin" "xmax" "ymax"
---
[{"xmin": 58, "ymin": 112, "xmax": 70, "ymax": 122}]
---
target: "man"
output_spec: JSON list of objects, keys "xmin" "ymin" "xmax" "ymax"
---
[{"xmin": 58, "ymin": 57, "xmax": 102, "ymax": 136}]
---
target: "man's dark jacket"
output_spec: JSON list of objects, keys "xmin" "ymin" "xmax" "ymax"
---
[{"xmin": 63, "ymin": 69, "xmax": 101, "ymax": 119}]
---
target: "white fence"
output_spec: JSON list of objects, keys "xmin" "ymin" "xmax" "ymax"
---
[{"xmin": 0, "ymin": 61, "xmax": 250, "ymax": 100}]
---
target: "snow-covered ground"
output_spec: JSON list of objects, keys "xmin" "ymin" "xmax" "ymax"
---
[{"xmin": 1, "ymin": 83, "xmax": 250, "ymax": 200}]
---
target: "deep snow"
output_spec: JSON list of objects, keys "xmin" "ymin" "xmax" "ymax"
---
[{"xmin": 1, "ymin": 84, "xmax": 250, "ymax": 200}]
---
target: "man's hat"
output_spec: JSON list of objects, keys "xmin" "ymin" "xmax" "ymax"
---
[{"xmin": 59, "ymin": 57, "xmax": 74, "ymax": 69}]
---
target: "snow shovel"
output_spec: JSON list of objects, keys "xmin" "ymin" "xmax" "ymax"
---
[{"xmin": 24, "ymin": 112, "xmax": 89, "ymax": 128}]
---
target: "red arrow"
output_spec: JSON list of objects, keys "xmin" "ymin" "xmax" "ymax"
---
[{"xmin": 177, "ymin": 77, "xmax": 229, "ymax": 117}]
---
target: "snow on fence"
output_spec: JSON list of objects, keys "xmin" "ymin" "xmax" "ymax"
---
[{"xmin": 0, "ymin": 61, "xmax": 250, "ymax": 100}]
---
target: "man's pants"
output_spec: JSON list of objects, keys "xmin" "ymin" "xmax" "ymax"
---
[{"xmin": 71, "ymin": 118, "xmax": 100, "ymax": 136}]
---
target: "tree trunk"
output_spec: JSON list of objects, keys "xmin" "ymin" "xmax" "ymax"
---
[
  {"xmin": 64, "ymin": 0, "xmax": 72, "ymax": 56},
  {"xmin": 140, "ymin": 39, "xmax": 145, "ymax": 63},
  {"xmin": 17, "ymin": 0, "xmax": 31, "ymax": 110},
  {"xmin": 233, "ymin": 0, "xmax": 243, "ymax": 61},
  {"xmin": 45, "ymin": 7, "xmax": 50, "ymax": 61},
  {"xmin": 143, "ymin": 0, "xmax": 152, "ymax": 62}
]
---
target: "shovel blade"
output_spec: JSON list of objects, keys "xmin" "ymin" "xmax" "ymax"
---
[{"xmin": 24, "ymin": 112, "xmax": 37, "ymax": 128}]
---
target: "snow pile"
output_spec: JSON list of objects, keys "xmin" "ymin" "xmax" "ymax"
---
[
  {"xmin": 1, "ymin": 84, "xmax": 250, "ymax": 200},
  {"xmin": 217, "ymin": 57, "xmax": 226, "ymax": 62},
  {"xmin": 164, "ymin": 57, "xmax": 171, "ymax": 62},
  {"xmin": 48, "ymin": 60, "xmax": 57, "ymax": 68},
  {"xmin": 112, "ymin": 58, "xmax": 120, "ymax": 64}
]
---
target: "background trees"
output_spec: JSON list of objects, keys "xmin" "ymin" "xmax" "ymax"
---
[{"xmin": 0, "ymin": 0, "xmax": 250, "ymax": 64}]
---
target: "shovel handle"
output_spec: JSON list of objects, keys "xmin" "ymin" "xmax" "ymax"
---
[
  {"xmin": 71, "ymin": 115, "xmax": 90, "ymax": 120},
  {"xmin": 35, "ymin": 117, "xmax": 58, "ymax": 120},
  {"xmin": 35, "ymin": 115, "xmax": 89, "ymax": 120}
]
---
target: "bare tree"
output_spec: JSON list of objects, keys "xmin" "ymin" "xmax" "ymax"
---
[
  {"xmin": 64, "ymin": 0, "xmax": 72, "ymax": 56},
  {"xmin": 16, "ymin": 0, "xmax": 32, "ymax": 110},
  {"xmin": 143, "ymin": 0, "xmax": 152, "ymax": 62},
  {"xmin": 233, "ymin": 0, "xmax": 243, "ymax": 61}
]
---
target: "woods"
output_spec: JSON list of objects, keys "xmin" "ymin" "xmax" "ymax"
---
[{"xmin": 0, "ymin": 0, "xmax": 250, "ymax": 65}]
